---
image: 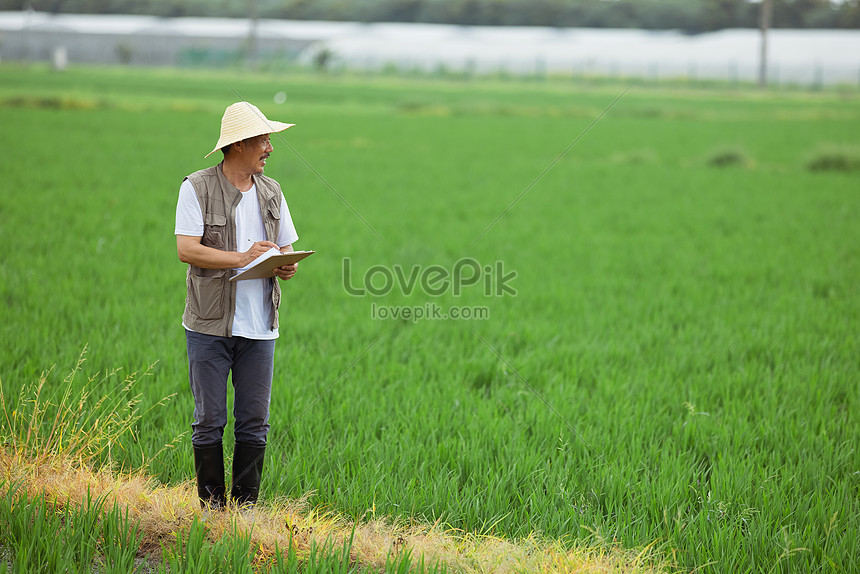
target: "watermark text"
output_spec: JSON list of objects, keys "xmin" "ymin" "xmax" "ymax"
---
[
  {"xmin": 343, "ymin": 257, "xmax": 517, "ymax": 297},
  {"xmin": 371, "ymin": 302, "xmax": 490, "ymax": 322}
]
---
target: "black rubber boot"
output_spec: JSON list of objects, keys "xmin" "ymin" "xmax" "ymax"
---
[
  {"xmin": 193, "ymin": 442, "xmax": 226, "ymax": 510},
  {"xmin": 231, "ymin": 442, "xmax": 266, "ymax": 508}
]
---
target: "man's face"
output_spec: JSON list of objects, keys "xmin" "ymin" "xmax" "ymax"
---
[{"xmin": 242, "ymin": 134, "xmax": 273, "ymax": 174}]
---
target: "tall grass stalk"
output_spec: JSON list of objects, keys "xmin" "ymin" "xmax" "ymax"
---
[{"xmin": 0, "ymin": 346, "xmax": 174, "ymax": 471}]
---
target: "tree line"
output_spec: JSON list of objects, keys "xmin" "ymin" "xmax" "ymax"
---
[{"xmin": 8, "ymin": 0, "xmax": 860, "ymax": 31}]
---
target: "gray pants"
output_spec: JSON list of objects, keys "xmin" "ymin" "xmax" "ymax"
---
[{"xmin": 186, "ymin": 329, "xmax": 275, "ymax": 447}]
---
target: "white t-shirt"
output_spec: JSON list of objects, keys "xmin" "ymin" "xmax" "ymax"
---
[{"xmin": 175, "ymin": 179, "xmax": 299, "ymax": 340}]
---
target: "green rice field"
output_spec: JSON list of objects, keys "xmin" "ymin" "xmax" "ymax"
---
[{"xmin": 0, "ymin": 65, "xmax": 858, "ymax": 572}]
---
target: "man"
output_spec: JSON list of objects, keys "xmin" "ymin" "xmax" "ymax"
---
[{"xmin": 175, "ymin": 101, "xmax": 299, "ymax": 509}]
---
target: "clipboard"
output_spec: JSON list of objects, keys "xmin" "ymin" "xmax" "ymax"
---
[{"xmin": 229, "ymin": 249, "xmax": 315, "ymax": 282}]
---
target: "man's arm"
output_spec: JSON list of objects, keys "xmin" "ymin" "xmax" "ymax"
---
[{"xmin": 176, "ymin": 235, "xmax": 277, "ymax": 269}]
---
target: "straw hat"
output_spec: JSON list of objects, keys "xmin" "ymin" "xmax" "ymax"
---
[{"xmin": 205, "ymin": 101, "xmax": 295, "ymax": 158}]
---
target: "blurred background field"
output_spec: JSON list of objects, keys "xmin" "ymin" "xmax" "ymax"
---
[{"xmin": 0, "ymin": 64, "xmax": 858, "ymax": 573}]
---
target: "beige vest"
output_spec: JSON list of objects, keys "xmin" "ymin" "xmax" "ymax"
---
[{"xmin": 182, "ymin": 163, "xmax": 282, "ymax": 337}]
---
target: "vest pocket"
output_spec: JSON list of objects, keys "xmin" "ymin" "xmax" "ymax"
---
[
  {"xmin": 267, "ymin": 198, "xmax": 281, "ymax": 220},
  {"xmin": 190, "ymin": 272, "xmax": 226, "ymax": 320},
  {"xmin": 202, "ymin": 213, "xmax": 227, "ymax": 249}
]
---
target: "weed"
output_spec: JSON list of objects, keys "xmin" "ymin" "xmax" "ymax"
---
[
  {"xmin": 705, "ymin": 145, "xmax": 754, "ymax": 168},
  {"xmin": 806, "ymin": 144, "xmax": 860, "ymax": 172}
]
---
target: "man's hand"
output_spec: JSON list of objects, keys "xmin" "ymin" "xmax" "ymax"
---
[
  {"xmin": 241, "ymin": 241, "xmax": 279, "ymax": 267},
  {"xmin": 274, "ymin": 262, "xmax": 298, "ymax": 281}
]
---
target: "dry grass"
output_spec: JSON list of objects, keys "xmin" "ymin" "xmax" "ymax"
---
[
  {"xmin": 0, "ymin": 448, "xmax": 669, "ymax": 573},
  {"xmin": 0, "ymin": 352, "xmax": 670, "ymax": 573}
]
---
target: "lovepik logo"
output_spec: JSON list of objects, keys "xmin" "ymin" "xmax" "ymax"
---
[{"xmin": 342, "ymin": 257, "xmax": 517, "ymax": 297}]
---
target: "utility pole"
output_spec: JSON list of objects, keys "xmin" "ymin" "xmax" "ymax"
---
[
  {"xmin": 247, "ymin": 0, "xmax": 259, "ymax": 70},
  {"xmin": 758, "ymin": 0, "xmax": 772, "ymax": 88}
]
